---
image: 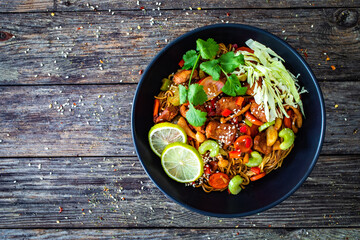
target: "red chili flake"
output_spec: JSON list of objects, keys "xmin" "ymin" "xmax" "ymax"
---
[
  {"xmin": 304, "ymin": 51, "xmax": 308, "ymax": 58},
  {"xmin": 331, "ymin": 65, "xmax": 336, "ymax": 70},
  {"xmin": 226, "ymin": 12, "xmax": 231, "ymax": 17},
  {"xmin": 237, "ymin": 232, "xmax": 240, "ymax": 235},
  {"xmin": 138, "ymin": 69, "xmax": 143, "ymax": 75},
  {"xmin": 268, "ymin": 224, "xmax": 271, "ymax": 227},
  {"xmin": 73, "ymin": 103, "xmax": 76, "ymax": 106},
  {"xmin": 114, "ymin": 169, "xmax": 117, "ymax": 171},
  {"xmin": 140, "ymin": 6, "xmax": 145, "ymax": 10},
  {"xmin": 59, "ymin": 207, "xmax": 63, "ymax": 213},
  {"xmin": 81, "ymin": 208, "xmax": 84, "ymax": 211}
]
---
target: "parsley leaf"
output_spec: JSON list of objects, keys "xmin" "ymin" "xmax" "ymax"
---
[
  {"xmin": 222, "ymin": 74, "xmax": 247, "ymax": 97},
  {"xmin": 188, "ymin": 84, "xmax": 208, "ymax": 106},
  {"xmin": 186, "ymin": 103, "xmax": 207, "ymax": 127},
  {"xmin": 179, "ymin": 85, "xmax": 188, "ymax": 105},
  {"xmin": 200, "ymin": 59, "xmax": 221, "ymax": 80},
  {"xmin": 219, "ymin": 51, "xmax": 245, "ymax": 73},
  {"xmin": 182, "ymin": 50, "xmax": 198, "ymax": 70},
  {"xmin": 196, "ymin": 38, "xmax": 219, "ymax": 60}
]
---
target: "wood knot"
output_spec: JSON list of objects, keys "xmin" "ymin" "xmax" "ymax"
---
[
  {"xmin": 334, "ymin": 9, "xmax": 359, "ymax": 28},
  {"xmin": 64, "ymin": 1, "xmax": 72, "ymax": 6},
  {"xmin": 0, "ymin": 31, "xmax": 13, "ymax": 41}
]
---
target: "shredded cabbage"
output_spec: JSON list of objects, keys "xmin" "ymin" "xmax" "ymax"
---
[{"xmin": 233, "ymin": 39, "xmax": 306, "ymax": 122}]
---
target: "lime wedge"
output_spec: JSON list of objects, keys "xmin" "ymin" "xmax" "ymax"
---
[
  {"xmin": 161, "ymin": 142, "xmax": 204, "ymax": 183},
  {"xmin": 148, "ymin": 122, "xmax": 187, "ymax": 157}
]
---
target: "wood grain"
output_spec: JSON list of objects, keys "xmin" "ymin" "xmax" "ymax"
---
[
  {"xmin": 2, "ymin": 0, "xmax": 360, "ymax": 13},
  {"xmin": 0, "ymin": 155, "xmax": 358, "ymax": 228},
  {"xmin": 0, "ymin": 8, "xmax": 359, "ymax": 85},
  {"xmin": 1, "ymin": 228, "xmax": 360, "ymax": 239},
  {"xmin": 0, "ymin": 0, "xmax": 53, "ymax": 13},
  {"xmin": 56, "ymin": 0, "xmax": 360, "ymax": 11},
  {"xmin": 0, "ymin": 82, "xmax": 359, "ymax": 157}
]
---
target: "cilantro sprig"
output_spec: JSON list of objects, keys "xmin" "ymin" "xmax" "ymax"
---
[{"xmin": 179, "ymin": 38, "xmax": 247, "ymax": 126}]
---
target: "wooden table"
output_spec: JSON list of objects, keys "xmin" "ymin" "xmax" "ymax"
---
[{"xmin": 0, "ymin": 1, "xmax": 359, "ymax": 239}]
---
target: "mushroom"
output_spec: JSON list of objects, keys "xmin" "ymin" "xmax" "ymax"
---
[{"xmin": 177, "ymin": 117, "xmax": 206, "ymax": 143}]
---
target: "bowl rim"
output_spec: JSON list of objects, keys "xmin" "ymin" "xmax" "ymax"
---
[{"xmin": 131, "ymin": 23, "xmax": 326, "ymax": 217}]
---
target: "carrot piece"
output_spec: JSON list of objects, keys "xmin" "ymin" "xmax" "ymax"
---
[
  {"xmin": 250, "ymin": 172, "xmax": 266, "ymax": 181},
  {"xmin": 229, "ymin": 150, "xmax": 241, "ymax": 159},
  {"xmin": 209, "ymin": 172, "xmax": 230, "ymax": 189},
  {"xmin": 245, "ymin": 111, "xmax": 263, "ymax": 126},
  {"xmin": 284, "ymin": 110, "xmax": 292, "ymax": 128},
  {"xmin": 235, "ymin": 96, "xmax": 244, "ymax": 107},
  {"xmin": 153, "ymin": 99, "xmax": 160, "ymax": 117},
  {"xmin": 243, "ymin": 153, "xmax": 249, "ymax": 164}
]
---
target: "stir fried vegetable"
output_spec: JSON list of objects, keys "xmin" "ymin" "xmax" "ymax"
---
[{"xmin": 150, "ymin": 37, "xmax": 306, "ymax": 195}]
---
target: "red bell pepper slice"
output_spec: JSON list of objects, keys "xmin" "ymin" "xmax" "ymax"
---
[
  {"xmin": 178, "ymin": 59, "xmax": 185, "ymax": 68},
  {"xmin": 235, "ymin": 46, "xmax": 254, "ymax": 54},
  {"xmin": 251, "ymin": 167, "xmax": 261, "ymax": 175},
  {"xmin": 221, "ymin": 108, "xmax": 232, "ymax": 117}
]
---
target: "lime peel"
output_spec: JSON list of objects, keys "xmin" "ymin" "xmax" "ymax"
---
[
  {"xmin": 148, "ymin": 122, "xmax": 187, "ymax": 157},
  {"xmin": 161, "ymin": 142, "xmax": 204, "ymax": 183}
]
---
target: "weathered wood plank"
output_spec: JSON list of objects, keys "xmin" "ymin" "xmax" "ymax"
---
[
  {"xmin": 55, "ymin": 0, "xmax": 360, "ymax": 11},
  {"xmin": 0, "ymin": 0, "xmax": 53, "ymax": 13},
  {"xmin": 0, "ymin": 8, "xmax": 359, "ymax": 85},
  {"xmin": 0, "ymin": 82, "xmax": 359, "ymax": 157},
  {"xmin": 0, "ymin": 155, "xmax": 358, "ymax": 228},
  {"xmin": 1, "ymin": 0, "xmax": 360, "ymax": 13},
  {"xmin": 1, "ymin": 228, "xmax": 360, "ymax": 239}
]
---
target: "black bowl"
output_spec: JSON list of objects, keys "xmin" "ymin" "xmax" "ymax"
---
[{"xmin": 131, "ymin": 24, "xmax": 325, "ymax": 217}]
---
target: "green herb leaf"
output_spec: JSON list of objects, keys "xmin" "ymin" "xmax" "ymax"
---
[
  {"xmin": 179, "ymin": 85, "xmax": 188, "ymax": 104},
  {"xmin": 235, "ymin": 85, "xmax": 248, "ymax": 96},
  {"xmin": 196, "ymin": 38, "xmax": 219, "ymax": 60},
  {"xmin": 186, "ymin": 103, "xmax": 207, "ymax": 127},
  {"xmin": 219, "ymin": 51, "xmax": 245, "ymax": 73},
  {"xmin": 222, "ymin": 74, "xmax": 247, "ymax": 97},
  {"xmin": 182, "ymin": 50, "xmax": 198, "ymax": 70},
  {"xmin": 200, "ymin": 59, "xmax": 221, "ymax": 80},
  {"xmin": 188, "ymin": 84, "xmax": 208, "ymax": 106}
]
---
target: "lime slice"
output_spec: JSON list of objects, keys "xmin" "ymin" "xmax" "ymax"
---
[
  {"xmin": 148, "ymin": 122, "xmax": 187, "ymax": 157},
  {"xmin": 161, "ymin": 142, "xmax": 203, "ymax": 183}
]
